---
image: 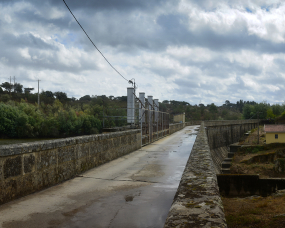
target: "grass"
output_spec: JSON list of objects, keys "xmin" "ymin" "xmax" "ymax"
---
[{"xmin": 222, "ymin": 195, "xmax": 285, "ymax": 228}]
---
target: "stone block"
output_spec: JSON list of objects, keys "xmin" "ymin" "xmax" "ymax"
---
[
  {"xmin": 58, "ymin": 147, "xmax": 75, "ymax": 163},
  {"xmin": 4, "ymin": 156, "xmax": 22, "ymax": 179},
  {"xmin": 37, "ymin": 149, "xmax": 57, "ymax": 171},
  {"xmin": 275, "ymin": 158, "xmax": 285, "ymax": 173},
  {"xmin": 24, "ymin": 154, "xmax": 35, "ymax": 173}
]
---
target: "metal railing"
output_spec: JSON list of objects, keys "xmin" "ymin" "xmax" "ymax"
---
[{"xmin": 103, "ymin": 107, "xmax": 169, "ymax": 146}]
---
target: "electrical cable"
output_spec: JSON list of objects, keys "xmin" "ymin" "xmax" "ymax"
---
[{"xmin": 62, "ymin": 0, "xmax": 129, "ymax": 83}]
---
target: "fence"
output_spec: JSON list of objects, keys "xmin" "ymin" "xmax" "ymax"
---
[{"xmin": 103, "ymin": 107, "xmax": 169, "ymax": 146}]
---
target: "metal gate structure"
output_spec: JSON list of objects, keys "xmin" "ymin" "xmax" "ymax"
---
[
  {"xmin": 140, "ymin": 108, "xmax": 169, "ymax": 146},
  {"xmin": 103, "ymin": 91, "xmax": 169, "ymax": 146}
]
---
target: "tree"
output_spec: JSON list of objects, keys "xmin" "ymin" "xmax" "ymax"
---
[
  {"xmin": 14, "ymin": 83, "xmax": 23, "ymax": 93},
  {"xmin": 54, "ymin": 92, "xmax": 68, "ymax": 102},
  {"xmin": 42, "ymin": 91, "xmax": 54, "ymax": 98},
  {"xmin": 267, "ymin": 108, "xmax": 275, "ymax": 119},
  {"xmin": 254, "ymin": 102, "xmax": 269, "ymax": 119},
  {"xmin": 272, "ymin": 104, "xmax": 283, "ymax": 116},
  {"xmin": 209, "ymin": 103, "xmax": 218, "ymax": 113},
  {"xmin": 79, "ymin": 95, "xmax": 92, "ymax": 101},
  {"xmin": 225, "ymin": 100, "xmax": 230, "ymax": 106},
  {"xmin": 1, "ymin": 82, "xmax": 12, "ymax": 92},
  {"xmin": 243, "ymin": 104, "xmax": 254, "ymax": 119},
  {"xmin": 24, "ymin": 88, "xmax": 34, "ymax": 94}
]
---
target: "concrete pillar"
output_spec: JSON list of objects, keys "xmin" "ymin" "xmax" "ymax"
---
[
  {"xmin": 139, "ymin": 92, "xmax": 145, "ymax": 123},
  {"xmin": 148, "ymin": 96, "xmax": 153, "ymax": 142},
  {"xmin": 154, "ymin": 99, "xmax": 159, "ymax": 122},
  {"xmin": 127, "ymin": 87, "xmax": 135, "ymax": 124}
]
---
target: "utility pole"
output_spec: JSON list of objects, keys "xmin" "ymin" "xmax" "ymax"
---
[
  {"xmin": 38, "ymin": 80, "xmax": 40, "ymax": 109},
  {"xmin": 13, "ymin": 76, "xmax": 15, "ymax": 92},
  {"xmin": 257, "ymin": 112, "xmax": 260, "ymax": 145},
  {"xmin": 256, "ymin": 112, "xmax": 263, "ymax": 145},
  {"xmin": 9, "ymin": 76, "xmax": 11, "ymax": 97}
]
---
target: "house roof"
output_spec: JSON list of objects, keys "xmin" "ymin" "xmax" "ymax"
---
[{"xmin": 264, "ymin": 124, "xmax": 285, "ymax": 133}]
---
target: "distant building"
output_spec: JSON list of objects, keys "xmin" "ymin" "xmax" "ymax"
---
[
  {"xmin": 264, "ymin": 124, "xmax": 285, "ymax": 144},
  {"xmin": 173, "ymin": 113, "xmax": 185, "ymax": 123}
]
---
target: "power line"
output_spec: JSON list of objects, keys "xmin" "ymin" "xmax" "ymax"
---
[{"xmin": 62, "ymin": 0, "xmax": 129, "ymax": 83}]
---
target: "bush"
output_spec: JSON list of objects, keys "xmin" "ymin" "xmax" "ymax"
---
[{"xmin": 0, "ymin": 100, "xmax": 102, "ymax": 139}]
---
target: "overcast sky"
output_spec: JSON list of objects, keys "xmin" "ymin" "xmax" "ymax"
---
[{"xmin": 0, "ymin": 0, "xmax": 285, "ymax": 105}]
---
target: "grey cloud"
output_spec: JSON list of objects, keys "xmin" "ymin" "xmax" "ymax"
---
[
  {"xmin": 1, "ymin": 0, "xmax": 284, "ymax": 104},
  {"xmin": 2, "ymin": 33, "xmax": 57, "ymax": 50}
]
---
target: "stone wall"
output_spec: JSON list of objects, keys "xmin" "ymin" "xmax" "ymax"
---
[
  {"xmin": 169, "ymin": 123, "xmax": 185, "ymax": 134},
  {"xmin": 0, "ymin": 130, "xmax": 141, "ymax": 205},
  {"xmin": 164, "ymin": 122, "xmax": 227, "ymax": 228},
  {"xmin": 169, "ymin": 121, "xmax": 201, "ymax": 135},
  {"xmin": 206, "ymin": 120, "xmax": 259, "ymax": 174},
  {"xmin": 206, "ymin": 120, "xmax": 258, "ymax": 149},
  {"xmin": 217, "ymin": 174, "xmax": 285, "ymax": 197}
]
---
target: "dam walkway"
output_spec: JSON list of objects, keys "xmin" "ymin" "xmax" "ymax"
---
[{"xmin": 0, "ymin": 125, "xmax": 199, "ymax": 228}]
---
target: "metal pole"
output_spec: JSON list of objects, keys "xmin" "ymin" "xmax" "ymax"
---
[
  {"xmin": 103, "ymin": 111, "xmax": 105, "ymax": 128},
  {"xmin": 141, "ymin": 113, "xmax": 142, "ymax": 147},
  {"xmin": 9, "ymin": 76, "xmax": 11, "ymax": 97},
  {"xmin": 162, "ymin": 112, "xmax": 163, "ymax": 136},
  {"xmin": 257, "ymin": 113, "xmax": 260, "ymax": 145},
  {"xmin": 38, "ymin": 80, "xmax": 40, "ymax": 108}
]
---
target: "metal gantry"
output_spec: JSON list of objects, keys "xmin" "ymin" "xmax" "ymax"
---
[{"xmin": 103, "ymin": 88, "xmax": 169, "ymax": 146}]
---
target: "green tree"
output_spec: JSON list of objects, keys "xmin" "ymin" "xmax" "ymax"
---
[
  {"xmin": 254, "ymin": 102, "xmax": 269, "ymax": 119},
  {"xmin": 272, "ymin": 104, "xmax": 283, "ymax": 116},
  {"xmin": 243, "ymin": 104, "xmax": 254, "ymax": 119},
  {"xmin": 24, "ymin": 88, "xmax": 34, "ymax": 94},
  {"xmin": 209, "ymin": 103, "xmax": 218, "ymax": 113},
  {"xmin": 14, "ymin": 83, "xmax": 23, "ymax": 93},
  {"xmin": 267, "ymin": 108, "xmax": 275, "ymax": 119},
  {"xmin": 54, "ymin": 92, "xmax": 68, "ymax": 102},
  {"xmin": 80, "ymin": 95, "xmax": 92, "ymax": 101},
  {"xmin": 1, "ymin": 82, "xmax": 12, "ymax": 92},
  {"xmin": 42, "ymin": 91, "xmax": 54, "ymax": 98}
]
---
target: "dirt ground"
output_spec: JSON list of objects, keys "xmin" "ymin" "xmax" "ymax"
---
[
  {"xmin": 230, "ymin": 126, "xmax": 285, "ymax": 178},
  {"xmin": 222, "ymin": 192, "xmax": 285, "ymax": 228},
  {"xmin": 222, "ymin": 126, "xmax": 285, "ymax": 228}
]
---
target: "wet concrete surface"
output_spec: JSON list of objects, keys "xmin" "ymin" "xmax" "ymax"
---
[{"xmin": 0, "ymin": 126, "xmax": 199, "ymax": 228}]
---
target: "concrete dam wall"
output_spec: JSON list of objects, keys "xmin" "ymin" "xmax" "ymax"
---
[
  {"xmin": 0, "ymin": 130, "xmax": 141, "ymax": 205},
  {"xmin": 164, "ymin": 122, "xmax": 227, "ymax": 227},
  {"xmin": 164, "ymin": 120, "xmax": 259, "ymax": 227},
  {"xmin": 206, "ymin": 120, "xmax": 259, "ymax": 174},
  {"xmin": 0, "ymin": 122, "xmax": 191, "ymax": 205}
]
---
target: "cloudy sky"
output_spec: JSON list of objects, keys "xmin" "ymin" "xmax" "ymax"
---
[{"xmin": 0, "ymin": 0, "xmax": 285, "ymax": 105}]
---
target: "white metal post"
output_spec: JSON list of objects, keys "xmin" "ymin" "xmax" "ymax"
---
[{"xmin": 127, "ymin": 87, "xmax": 135, "ymax": 124}]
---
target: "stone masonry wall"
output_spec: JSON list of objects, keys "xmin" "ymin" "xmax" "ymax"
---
[
  {"xmin": 164, "ymin": 122, "xmax": 227, "ymax": 228},
  {"xmin": 206, "ymin": 120, "xmax": 258, "ymax": 174},
  {"xmin": 206, "ymin": 120, "xmax": 258, "ymax": 149},
  {"xmin": 169, "ymin": 123, "xmax": 185, "ymax": 134},
  {"xmin": 169, "ymin": 121, "xmax": 201, "ymax": 135},
  {"xmin": 0, "ymin": 130, "xmax": 141, "ymax": 205}
]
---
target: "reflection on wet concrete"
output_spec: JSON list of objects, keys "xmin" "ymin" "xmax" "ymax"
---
[
  {"xmin": 62, "ymin": 126, "xmax": 198, "ymax": 228},
  {"xmin": 1, "ymin": 126, "xmax": 198, "ymax": 228}
]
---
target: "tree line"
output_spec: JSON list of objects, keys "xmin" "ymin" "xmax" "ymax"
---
[{"xmin": 1, "ymin": 81, "xmax": 284, "ymax": 139}]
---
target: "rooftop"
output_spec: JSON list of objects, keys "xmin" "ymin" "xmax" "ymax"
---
[{"xmin": 264, "ymin": 124, "xmax": 285, "ymax": 133}]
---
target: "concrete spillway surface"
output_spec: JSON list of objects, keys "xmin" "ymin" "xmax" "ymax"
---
[{"xmin": 0, "ymin": 126, "xmax": 199, "ymax": 228}]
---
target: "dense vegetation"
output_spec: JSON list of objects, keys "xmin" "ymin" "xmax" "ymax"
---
[{"xmin": 1, "ymin": 81, "xmax": 285, "ymax": 139}]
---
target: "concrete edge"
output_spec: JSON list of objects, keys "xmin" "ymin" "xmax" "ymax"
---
[
  {"xmin": 0, "ymin": 129, "xmax": 141, "ymax": 157},
  {"xmin": 164, "ymin": 121, "xmax": 227, "ymax": 228}
]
